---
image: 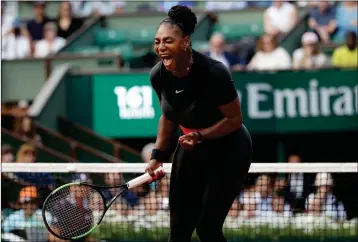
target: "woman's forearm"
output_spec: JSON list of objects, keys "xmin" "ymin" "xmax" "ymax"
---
[
  {"xmin": 155, "ymin": 115, "xmax": 178, "ymax": 151},
  {"xmin": 201, "ymin": 116, "xmax": 242, "ymax": 140}
]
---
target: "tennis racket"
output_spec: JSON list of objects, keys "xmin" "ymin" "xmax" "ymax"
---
[{"xmin": 42, "ymin": 166, "xmax": 165, "ymax": 240}]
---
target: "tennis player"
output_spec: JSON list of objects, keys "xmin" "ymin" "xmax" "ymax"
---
[{"xmin": 145, "ymin": 5, "xmax": 253, "ymax": 242}]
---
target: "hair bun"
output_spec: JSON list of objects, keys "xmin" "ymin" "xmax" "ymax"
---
[{"xmin": 168, "ymin": 5, "xmax": 197, "ymax": 35}]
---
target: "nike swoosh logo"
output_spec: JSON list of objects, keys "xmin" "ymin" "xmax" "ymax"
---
[{"xmin": 175, "ymin": 90, "xmax": 184, "ymax": 94}]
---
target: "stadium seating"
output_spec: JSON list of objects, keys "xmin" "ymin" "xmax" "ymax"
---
[
  {"xmin": 213, "ymin": 23, "xmax": 264, "ymax": 41},
  {"xmin": 57, "ymin": 117, "xmax": 142, "ymax": 163},
  {"xmin": 1, "ymin": 128, "xmax": 75, "ymax": 163},
  {"xmin": 102, "ymin": 44, "xmax": 134, "ymax": 61},
  {"xmin": 95, "ymin": 29, "xmax": 128, "ymax": 46},
  {"xmin": 127, "ymin": 27, "xmax": 157, "ymax": 46}
]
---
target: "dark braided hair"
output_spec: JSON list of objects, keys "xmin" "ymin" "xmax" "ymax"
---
[{"xmin": 160, "ymin": 5, "xmax": 197, "ymax": 36}]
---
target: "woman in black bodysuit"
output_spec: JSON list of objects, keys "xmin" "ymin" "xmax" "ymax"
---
[{"xmin": 145, "ymin": 5, "xmax": 253, "ymax": 242}]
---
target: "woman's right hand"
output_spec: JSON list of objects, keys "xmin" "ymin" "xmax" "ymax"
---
[{"xmin": 145, "ymin": 159, "xmax": 163, "ymax": 177}]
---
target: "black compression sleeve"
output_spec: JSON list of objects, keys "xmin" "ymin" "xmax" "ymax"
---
[
  {"xmin": 208, "ymin": 62, "xmax": 238, "ymax": 106},
  {"xmin": 149, "ymin": 62, "xmax": 162, "ymax": 102}
]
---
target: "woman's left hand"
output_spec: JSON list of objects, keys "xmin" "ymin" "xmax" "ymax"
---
[{"xmin": 178, "ymin": 132, "xmax": 200, "ymax": 150}]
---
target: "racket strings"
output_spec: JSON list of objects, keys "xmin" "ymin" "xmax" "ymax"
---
[{"xmin": 44, "ymin": 185, "xmax": 105, "ymax": 238}]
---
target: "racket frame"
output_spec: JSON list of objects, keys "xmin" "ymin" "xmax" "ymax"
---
[
  {"xmin": 42, "ymin": 166, "xmax": 163, "ymax": 240},
  {"xmin": 42, "ymin": 182, "xmax": 128, "ymax": 240}
]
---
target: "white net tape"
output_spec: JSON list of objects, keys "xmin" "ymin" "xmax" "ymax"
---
[
  {"xmin": 2, "ymin": 162, "xmax": 357, "ymax": 173},
  {"xmin": 1, "ymin": 163, "xmax": 357, "ymax": 242}
]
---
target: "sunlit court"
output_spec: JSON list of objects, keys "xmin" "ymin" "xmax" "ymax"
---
[{"xmin": 1, "ymin": 1, "xmax": 357, "ymax": 242}]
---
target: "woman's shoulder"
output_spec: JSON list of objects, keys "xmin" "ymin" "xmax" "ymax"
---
[{"xmin": 149, "ymin": 61, "xmax": 162, "ymax": 81}]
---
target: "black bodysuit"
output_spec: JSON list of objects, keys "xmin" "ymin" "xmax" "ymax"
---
[{"xmin": 150, "ymin": 50, "xmax": 252, "ymax": 242}]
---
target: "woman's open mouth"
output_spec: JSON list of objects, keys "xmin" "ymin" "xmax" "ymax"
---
[{"xmin": 161, "ymin": 55, "xmax": 173, "ymax": 67}]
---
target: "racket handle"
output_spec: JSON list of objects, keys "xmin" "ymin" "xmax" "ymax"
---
[{"xmin": 126, "ymin": 166, "xmax": 164, "ymax": 190}]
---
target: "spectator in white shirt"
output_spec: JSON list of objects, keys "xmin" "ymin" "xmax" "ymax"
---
[
  {"xmin": 71, "ymin": 1, "xmax": 125, "ymax": 17},
  {"xmin": 1, "ymin": 1, "xmax": 19, "ymax": 36},
  {"xmin": 248, "ymin": 34, "xmax": 292, "ymax": 71},
  {"xmin": 206, "ymin": 1, "xmax": 248, "ymax": 11},
  {"xmin": 293, "ymin": 32, "xmax": 329, "ymax": 69},
  {"xmin": 1, "ymin": 19, "xmax": 31, "ymax": 60},
  {"xmin": 34, "ymin": 22, "xmax": 66, "ymax": 58},
  {"xmin": 306, "ymin": 172, "xmax": 346, "ymax": 221},
  {"xmin": 264, "ymin": 0, "xmax": 298, "ymax": 38}
]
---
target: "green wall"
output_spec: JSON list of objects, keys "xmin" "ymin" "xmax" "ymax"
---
[{"xmin": 37, "ymin": 68, "xmax": 358, "ymax": 138}]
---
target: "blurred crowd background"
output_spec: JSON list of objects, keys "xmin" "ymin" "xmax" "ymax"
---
[
  {"xmin": 1, "ymin": 1, "xmax": 357, "ymax": 242},
  {"xmin": 1, "ymin": 1, "xmax": 357, "ymax": 66}
]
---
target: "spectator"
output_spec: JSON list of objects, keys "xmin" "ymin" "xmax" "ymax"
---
[
  {"xmin": 297, "ymin": 1, "xmax": 320, "ymax": 8},
  {"xmin": 286, "ymin": 154, "xmax": 315, "ymax": 213},
  {"xmin": 2, "ymin": 186, "xmax": 43, "ymax": 233},
  {"xmin": 308, "ymin": 1, "xmax": 337, "ymax": 43},
  {"xmin": 249, "ymin": 1, "xmax": 272, "ymax": 8},
  {"xmin": 332, "ymin": 31, "xmax": 357, "ymax": 68},
  {"xmin": 1, "ymin": 1, "xmax": 19, "ymax": 37},
  {"xmin": 49, "ymin": 175, "xmax": 91, "ymax": 242},
  {"xmin": 335, "ymin": 1, "xmax": 358, "ymax": 41},
  {"xmin": 308, "ymin": 193, "xmax": 322, "ymax": 216},
  {"xmin": 34, "ymin": 22, "xmax": 66, "ymax": 58},
  {"xmin": 272, "ymin": 176, "xmax": 287, "ymax": 193},
  {"xmin": 157, "ymin": 176, "xmax": 169, "ymax": 211},
  {"xmin": 205, "ymin": 1, "xmax": 248, "ymax": 11},
  {"xmin": 206, "ymin": 33, "xmax": 245, "ymax": 71},
  {"xmin": 258, "ymin": 189, "xmax": 292, "ymax": 219},
  {"xmin": 16, "ymin": 143, "xmax": 37, "ymax": 163},
  {"xmin": 13, "ymin": 116, "xmax": 42, "ymax": 144},
  {"xmin": 26, "ymin": 2, "xmax": 51, "ymax": 42},
  {"xmin": 239, "ymin": 184, "xmax": 260, "ymax": 218},
  {"xmin": 264, "ymin": 0, "xmax": 297, "ymax": 38},
  {"xmin": 108, "ymin": 0, "xmax": 126, "ymax": 14},
  {"xmin": 14, "ymin": 143, "xmax": 56, "ymax": 188},
  {"xmin": 239, "ymin": 175, "xmax": 272, "ymax": 218},
  {"xmin": 255, "ymin": 175, "xmax": 273, "ymax": 214},
  {"xmin": 56, "ymin": 1, "xmax": 84, "ymax": 39},
  {"xmin": 225, "ymin": 199, "xmax": 240, "ymax": 228},
  {"xmin": 143, "ymin": 192, "xmax": 159, "ymax": 219},
  {"xmin": 1, "ymin": 144, "xmax": 15, "ymax": 163},
  {"xmin": 141, "ymin": 143, "xmax": 155, "ymax": 163},
  {"xmin": 293, "ymin": 32, "xmax": 329, "ymax": 69},
  {"xmin": 248, "ymin": 34, "xmax": 292, "ymax": 71},
  {"xmin": 159, "ymin": 1, "xmax": 195, "ymax": 12},
  {"xmin": 1, "ymin": 19, "xmax": 31, "ymax": 60},
  {"xmin": 103, "ymin": 172, "xmax": 123, "ymax": 203},
  {"xmin": 306, "ymin": 173, "xmax": 346, "ymax": 221},
  {"xmin": 71, "ymin": 1, "xmax": 125, "ymax": 17}
]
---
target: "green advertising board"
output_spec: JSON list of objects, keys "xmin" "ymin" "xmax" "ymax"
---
[
  {"xmin": 91, "ymin": 69, "xmax": 358, "ymax": 138},
  {"xmin": 93, "ymin": 73, "xmax": 161, "ymax": 137}
]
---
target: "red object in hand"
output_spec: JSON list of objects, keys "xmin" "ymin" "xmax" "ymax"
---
[{"xmin": 148, "ymin": 167, "xmax": 166, "ymax": 183}]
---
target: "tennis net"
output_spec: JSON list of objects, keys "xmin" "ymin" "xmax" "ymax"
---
[{"xmin": 1, "ymin": 162, "xmax": 357, "ymax": 242}]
